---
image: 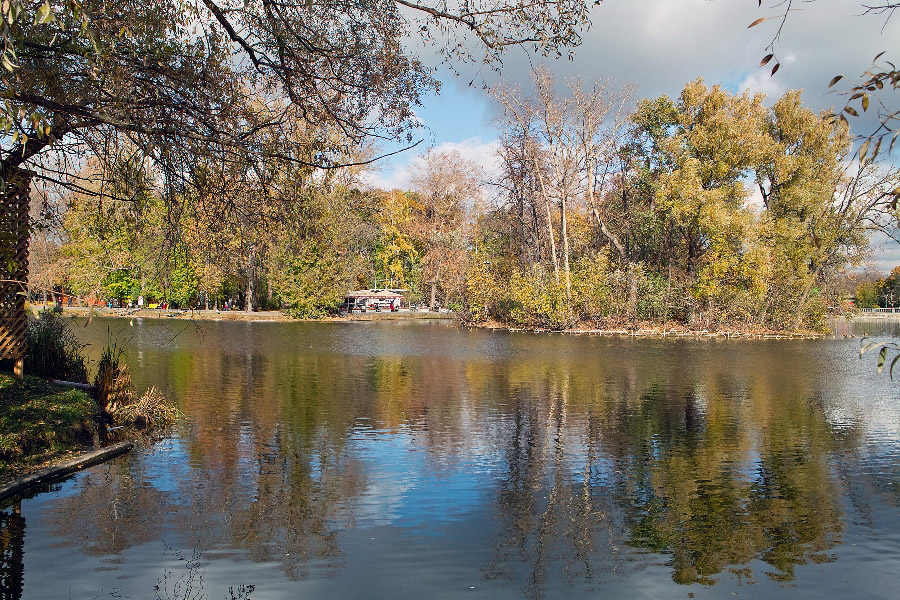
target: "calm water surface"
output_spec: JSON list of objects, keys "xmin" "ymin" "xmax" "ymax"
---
[{"xmin": 2, "ymin": 317, "xmax": 900, "ymax": 599}]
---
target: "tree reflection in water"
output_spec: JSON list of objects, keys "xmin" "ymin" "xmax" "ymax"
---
[
  {"xmin": 473, "ymin": 345, "xmax": 855, "ymax": 592},
  {"xmin": 23, "ymin": 320, "xmax": 891, "ymax": 598},
  {"xmin": 615, "ymin": 385, "xmax": 843, "ymax": 585}
]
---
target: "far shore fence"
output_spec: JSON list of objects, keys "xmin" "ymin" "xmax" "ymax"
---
[{"xmin": 858, "ymin": 307, "xmax": 900, "ymax": 313}]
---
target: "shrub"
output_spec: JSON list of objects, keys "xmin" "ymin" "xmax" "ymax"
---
[
  {"xmin": 24, "ymin": 311, "xmax": 88, "ymax": 383},
  {"xmin": 462, "ymin": 259, "xmax": 506, "ymax": 323},
  {"xmin": 93, "ymin": 340, "xmax": 134, "ymax": 415},
  {"xmin": 505, "ymin": 266, "xmax": 572, "ymax": 329},
  {"xmin": 571, "ymin": 253, "xmax": 611, "ymax": 319}
]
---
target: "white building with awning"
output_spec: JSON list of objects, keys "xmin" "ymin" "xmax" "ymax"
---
[{"xmin": 344, "ymin": 289, "xmax": 406, "ymax": 311}]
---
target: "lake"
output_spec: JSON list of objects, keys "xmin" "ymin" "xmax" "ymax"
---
[{"xmin": 2, "ymin": 317, "xmax": 899, "ymax": 599}]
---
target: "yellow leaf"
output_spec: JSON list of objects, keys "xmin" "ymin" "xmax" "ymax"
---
[
  {"xmin": 859, "ymin": 138, "xmax": 870, "ymax": 161},
  {"xmin": 38, "ymin": 0, "xmax": 52, "ymax": 24}
]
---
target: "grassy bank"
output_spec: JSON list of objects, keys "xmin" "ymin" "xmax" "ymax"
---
[{"xmin": 0, "ymin": 372, "xmax": 96, "ymax": 484}]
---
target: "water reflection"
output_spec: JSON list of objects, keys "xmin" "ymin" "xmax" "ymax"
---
[
  {"xmin": 7, "ymin": 319, "xmax": 900, "ymax": 598},
  {"xmin": 0, "ymin": 504, "xmax": 24, "ymax": 600}
]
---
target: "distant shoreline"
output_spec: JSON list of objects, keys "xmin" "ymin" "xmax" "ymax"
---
[
  {"xmin": 39, "ymin": 305, "xmax": 455, "ymax": 323},
  {"xmin": 35, "ymin": 305, "xmax": 884, "ymax": 337}
]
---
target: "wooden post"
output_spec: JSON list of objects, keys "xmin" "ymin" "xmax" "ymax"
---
[{"xmin": 14, "ymin": 357, "xmax": 24, "ymax": 379}]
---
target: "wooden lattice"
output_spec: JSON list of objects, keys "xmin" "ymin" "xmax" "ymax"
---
[{"xmin": 0, "ymin": 172, "xmax": 30, "ymax": 362}]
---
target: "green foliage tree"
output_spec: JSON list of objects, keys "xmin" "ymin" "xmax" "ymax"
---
[
  {"xmin": 855, "ymin": 280, "xmax": 880, "ymax": 308},
  {"xmin": 476, "ymin": 77, "xmax": 898, "ymax": 332}
]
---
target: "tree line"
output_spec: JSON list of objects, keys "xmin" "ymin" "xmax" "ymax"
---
[{"xmin": 29, "ymin": 73, "xmax": 900, "ymax": 331}]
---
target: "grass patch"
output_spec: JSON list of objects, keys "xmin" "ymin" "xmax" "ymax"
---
[{"xmin": 0, "ymin": 372, "xmax": 96, "ymax": 483}]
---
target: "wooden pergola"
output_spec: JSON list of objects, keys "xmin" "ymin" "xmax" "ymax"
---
[{"xmin": 0, "ymin": 171, "xmax": 30, "ymax": 378}]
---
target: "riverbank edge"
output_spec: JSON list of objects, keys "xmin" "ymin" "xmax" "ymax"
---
[
  {"xmin": 45, "ymin": 305, "xmax": 869, "ymax": 337},
  {"xmin": 465, "ymin": 317, "xmax": 833, "ymax": 339},
  {"xmin": 0, "ymin": 441, "xmax": 133, "ymax": 504},
  {"xmin": 0, "ymin": 373, "xmax": 98, "ymax": 485}
]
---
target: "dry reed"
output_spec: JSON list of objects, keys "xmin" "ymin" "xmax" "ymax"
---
[{"xmin": 111, "ymin": 386, "xmax": 179, "ymax": 429}]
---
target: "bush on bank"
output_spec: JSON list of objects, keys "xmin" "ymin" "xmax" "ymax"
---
[{"xmin": 24, "ymin": 311, "xmax": 89, "ymax": 383}]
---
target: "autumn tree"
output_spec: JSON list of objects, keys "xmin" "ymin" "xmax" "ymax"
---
[
  {"xmin": 491, "ymin": 68, "xmax": 635, "ymax": 320},
  {"xmin": 474, "ymin": 77, "xmax": 897, "ymax": 331},
  {"xmin": 751, "ymin": 91, "xmax": 898, "ymax": 328},
  {"xmin": 625, "ymin": 80, "xmax": 898, "ymax": 329},
  {"xmin": 374, "ymin": 191, "xmax": 421, "ymax": 290},
  {"xmin": 628, "ymin": 80, "xmax": 771, "ymax": 323},
  {"xmin": 410, "ymin": 149, "xmax": 481, "ymax": 309}
]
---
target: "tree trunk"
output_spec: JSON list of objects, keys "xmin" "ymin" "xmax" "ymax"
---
[
  {"xmin": 526, "ymin": 175, "xmax": 543, "ymax": 264},
  {"xmin": 592, "ymin": 207, "xmax": 626, "ymax": 259},
  {"xmin": 430, "ymin": 280, "xmax": 437, "ymax": 311},
  {"xmin": 586, "ymin": 161, "xmax": 626, "ymax": 261},
  {"xmin": 535, "ymin": 169, "xmax": 560, "ymax": 283},
  {"xmin": 628, "ymin": 263, "xmax": 639, "ymax": 324},
  {"xmin": 245, "ymin": 247, "xmax": 256, "ymax": 313},
  {"xmin": 545, "ymin": 199, "xmax": 560, "ymax": 283},
  {"xmin": 560, "ymin": 196, "xmax": 571, "ymax": 300}
]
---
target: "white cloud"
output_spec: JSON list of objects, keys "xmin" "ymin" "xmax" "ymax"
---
[
  {"xmin": 739, "ymin": 54, "xmax": 796, "ymax": 97},
  {"xmin": 359, "ymin": 136, "xmax": 501, "ymax": 192},
  {"xmin": 412, "ymin": 0, "xmax": 898, "ymax": 137},
  {"xmin": 868, "ymin": 229, "xmax": 900, "ymax": 273},
  {"xmin": 738, "ymin": 69, "xmax": 788, "ymax": 99}
]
